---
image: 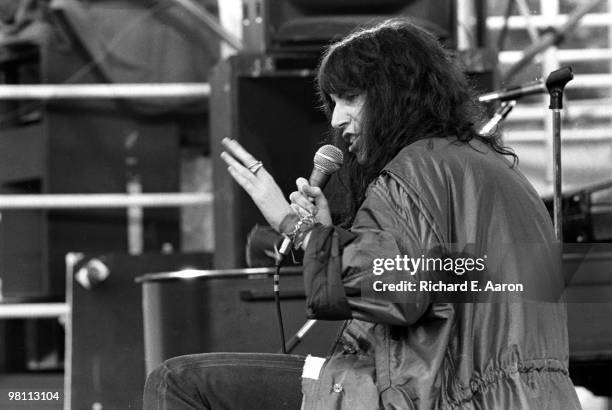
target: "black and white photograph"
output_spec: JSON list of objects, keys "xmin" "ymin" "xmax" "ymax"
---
[{"xmin": 0, "ymin": 0, "xmax": 611, "ymax": 409}]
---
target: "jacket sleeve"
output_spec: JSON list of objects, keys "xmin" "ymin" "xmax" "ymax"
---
[{"xmin": 303, "ymin": 173, "xmax": 444, "ymax": 326}]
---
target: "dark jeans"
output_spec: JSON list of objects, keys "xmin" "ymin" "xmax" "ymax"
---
[{"xmin": 143, "ymin": 353, "xmax": 305, "ymax": 410}]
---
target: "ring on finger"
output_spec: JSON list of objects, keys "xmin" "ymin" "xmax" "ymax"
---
[
  {"xmin": 247, "ymin": 160, "xmax": 264, "ymax": 174},
  {"xmin": 243, "ymin": 159, "xmax": 258, "ymax": 168}
]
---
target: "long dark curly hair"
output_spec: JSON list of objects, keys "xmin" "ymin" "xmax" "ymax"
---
[{"xmin": 317, "ymin": 18, "xmax": 516, "ymax": 224}]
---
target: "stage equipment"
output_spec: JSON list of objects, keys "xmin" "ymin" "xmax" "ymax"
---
[
  {"xmin": 276, "ymin": 144, "xmax": 343, "ymax": 261},
  {"xmin": 478, "ymin": 80, "xmax": 545, "ymax": 102},
  {"xmin": 211, "ymin": 54, "xmax": 332, "ymax": 268},
  {"xmin": 136, "ymin": 267, "xmax": 340, "ymax": 372},
  {"xmin": 66, "ymin": 252, "xmax": 212, "ymax": 410},
  {"xmin": 0, "ymin": 109, "xmax": 181, "ymax": 299},
  {"xmin": 478, "ymin": 67, "xmax": 574, "ymax": 240},
  {"xmin": 308, "ymin": 145, "xmax": 344, "ymax": 189},
  {"xmin": 478, "ymin": 100, "xmax": 516, "ymax": 136},
  {"xmin": 271, "ymin": 145, "xmax": 343, "ymax": 352},
  {"xmin": 546, "ymin": 66, "xmax": 574, "ymax": 241},
  {"xmin": 241, "ymin": 0, "xmax": 457, "ymax": 53},
  {"xmin": 564, "ymin": 243, "xmax": 612, "ymax": 396},
  {"xmin": 0, "ymin": 0, "xmax": 219, "ymax": 297},
  {"xmin": 542, "ymin": 178, "xmax": 612, "ymax": 244}
]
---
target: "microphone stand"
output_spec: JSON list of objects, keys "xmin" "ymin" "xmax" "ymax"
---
[
  {"xmin": 479, "ymin": 100, "xmax": 516, "ymax": 137},
  {"xmin": 545, "ymin": 66, "xmax": 573, "ymax": 241}
]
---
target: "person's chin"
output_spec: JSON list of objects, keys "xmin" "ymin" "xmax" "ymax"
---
[
  {"xmin": 355, "ymin": 152, "xmax": 367, "ymax": 165},
  {"xmin": 348, "ymin": 143, "xmax": 367, "ymax": 165}
]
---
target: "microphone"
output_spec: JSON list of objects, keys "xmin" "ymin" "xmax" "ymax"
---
[
  {"xmin": 276, "ymin": 145, "xmax": 343, "ymax": 260},
  {"xmin": 478, "ymin": 80, "xmax": 546, "ymax": 102},
  {"xmin": 309, "ymin": 144, "xmax": 344, "ymax": 188}
]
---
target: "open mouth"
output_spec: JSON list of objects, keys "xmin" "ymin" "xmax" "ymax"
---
[{"xmin": 345, "ymin": 134, "xmax": 360, "ymax": 154}]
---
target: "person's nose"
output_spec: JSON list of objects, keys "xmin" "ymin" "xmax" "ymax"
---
[{"xmin": 330, "ymin": 103, "xmax": 348, "ymax": 130}]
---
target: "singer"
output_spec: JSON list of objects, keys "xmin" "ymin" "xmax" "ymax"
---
[{"xmin": 143, "ymin": 19, "xmax": 580, "ymax": 409}]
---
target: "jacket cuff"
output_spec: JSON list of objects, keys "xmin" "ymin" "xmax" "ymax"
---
[{"xmin": 302, "ymin": 226, "xmax": 356, "ymax": 320}]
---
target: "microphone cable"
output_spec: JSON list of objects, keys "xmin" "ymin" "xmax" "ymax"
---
[
  {"xmin": 269, "ymin": 144, "xmax": 343, "ymax": 354},
  {"xmin": 273, "ymin": 236, "xmax": 292, "ymax": 354},
  {"xmin": 274, "ymin": 263, "xmax": 287, "ymax": 354}
]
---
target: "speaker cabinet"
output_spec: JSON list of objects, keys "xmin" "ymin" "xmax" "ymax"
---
[
  {"xmin": 211, "ymin": 54, "xmax": 330, "ymax": 268},
  {"xmin": 67, "ymin": 252, "xmax": 212, "ymax": 410},
  {"xmin": 0, "ymin": 28, "xmax": 185, "ymax": 300},
  {"xmin": 563, "ymin": 244, "xmax": 612, "ymax": 396},
  {"xmin": 242, "ymin": 0, "xmax": 457, "ymax": 53}
]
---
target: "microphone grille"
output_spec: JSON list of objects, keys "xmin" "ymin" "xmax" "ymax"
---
[{"xmin": 314, "ymin": 144, "xmax": 343, "ymax": 175}]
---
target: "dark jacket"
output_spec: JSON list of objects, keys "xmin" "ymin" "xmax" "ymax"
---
[{"xmin": 300, "ymin": 138, "xmax": 580, "ymax": 409}]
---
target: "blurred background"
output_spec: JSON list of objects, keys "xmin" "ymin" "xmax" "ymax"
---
[{"xmin": 0, "ymin": 0, "xmax": 610, "ymax": 409}]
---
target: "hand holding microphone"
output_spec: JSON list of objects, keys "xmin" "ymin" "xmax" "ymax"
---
[
  {"xmin": 290, "ymin": 144, "xmax": 344, "ymax": 227},
  {"xmin": 220, "ymin": 138, "xmax": 344, "ymax": 353},
  {"xmin": 290, "ymin": 179, "xmax": 332, "ymax": 226}
]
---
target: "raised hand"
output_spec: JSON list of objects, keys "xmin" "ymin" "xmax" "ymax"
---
[{"xmin": 220, "ymin": 138, "xmax": 294, "ymax": 232}]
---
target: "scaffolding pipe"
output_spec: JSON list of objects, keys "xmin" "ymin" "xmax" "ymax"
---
[
  {"xmin": 0, "ymin": 303, "xmax": 68, "ymax": 319},
  {"xmin": 502, "ymin": 0, "xmax": 606, "ymax": 82},
  {"xmin": 170, "ymin": 0, "xmax": 243, "ymax": 50},
  {"xmin": 0, "ymin": 193, "xmax": 212, "ymax": 210},
  {"xmin": 0, "ymin": 83, "xmax": 210, "ymax": 100}
]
